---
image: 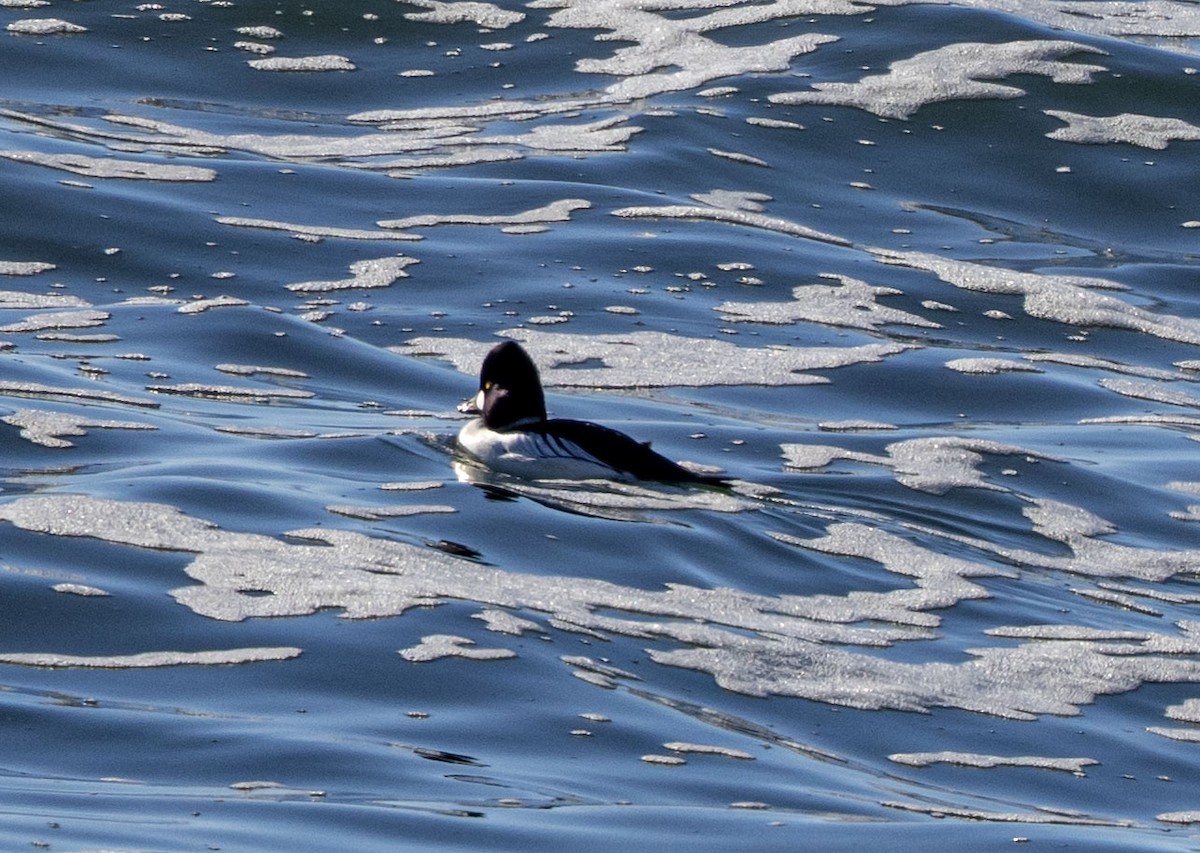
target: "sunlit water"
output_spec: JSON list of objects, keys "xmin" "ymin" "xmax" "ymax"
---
[{"xmin": 3, "ymin": 1, "xmax": 1200, "ymax": 849}]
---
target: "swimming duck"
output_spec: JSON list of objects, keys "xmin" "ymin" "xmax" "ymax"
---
[{"xmin": 457, "ymin": 340, "xmax": 721, "ymax": 484}]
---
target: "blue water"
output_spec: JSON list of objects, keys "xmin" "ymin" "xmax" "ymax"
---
[{"xmin": 3, "ymin": 1, "xmax": 1200, "ymax": 849}]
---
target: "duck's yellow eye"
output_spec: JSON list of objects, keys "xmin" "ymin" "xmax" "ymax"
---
[{"xmin": 483, "ymin": 381, "xmax": 493, "ymax": 391}]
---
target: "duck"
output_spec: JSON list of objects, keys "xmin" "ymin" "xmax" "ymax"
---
[{"xmin": 456, "ymin": 340, "xmax": 722, "ymax": 484}]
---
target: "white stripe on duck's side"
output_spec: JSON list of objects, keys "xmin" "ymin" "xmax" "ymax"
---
[{"xmin": 457, "ymin": 418, "xmax": 627, "ymax": 481}]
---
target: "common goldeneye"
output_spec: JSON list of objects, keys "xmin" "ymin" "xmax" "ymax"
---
[{"xmin": 457, "ymin": 340, "xmax": 722, "ymax": 484}]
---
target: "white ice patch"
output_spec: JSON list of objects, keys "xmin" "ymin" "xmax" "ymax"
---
[
  {"xmin": 326, "ymin": 504, "xmax": 457, "ymax": 520},
  {"xmin": 612, "ymin": 202, "xmax": 850, "ymax": 247},
  {"xmin": 874, "ymin": 249, "xmax": 1200, "ymax": 345},
  {"xmin": 3, "ymin": 408, "xmax": 156, "ymax": 448},
  {"xmin": 716, "ymin": 274, "xmax": 941, "ymax": 331},
  {"xmin": 145, "ymin": 384, "xmax": 315, "ymax": 403},
  {"xmin": 52, "ymin": 583, "xmax": 110, "ymax": 597},
  {"xmin": 287, "ymin": 257, "xmax": 419, "ymax": 293},
  {"xmin": 217, "ymin": 217, "xmax": 420, "ymax": 242},
  {"xmin": 216, "ymin": 364, "xmax": 309, "ymax": 380},
  {"xmin": 404, "ymin": 328, "xmax": 911, "ymax": 389},
  {"xmin": 1026, "ymin": 352, "xmax": 1182, "ymax": 380},
  {"xmin": 248, "ymin": 55, "xmax": 356, "ymax": 72},
  {"xmin": 783, "ymin": 436, "xmax": 1044, "ymax": 494},
  {"xmin": 1045, "ymin": 110, "xmax": 1200, "ymax": 149},
  {"xmin": 945, "ymin": 357, "xmax": 1043, "ymax": 375},
  {"xmin": 556, "ymin": 2, "xmax": 838, "ymax": 101},
  {"xmin": 1099, "ymin": 378, "xmax": 1200, "ymax": 409},
  {"xmin": 769, "ymin": 41, "xmax": 1105, "ymax": 119},
  {"xmin": 377, "ymin": 198, "xmax": 591, "ymax": 233},
  {"xmin": 399, "ymin": 634, "xmax": 517, "ymax": 662},
  {"xmin": 0, "ymin": 309, "xmax": 109, "ymax": 333},
  {"xmin": 888, "ymin": 752, "xmax": 1097, "ymax": 773},
  {"xmin": 0, "ymin": 647, "xmax": 302, "ymax": 668},
  {"xmin": 0, "ymin": 261, "xmax": 56, "ymax": 276},
  {"xmin": 0, "ymin": 290, "xmax": 88, "ymax": 309},
  {"xmin": 403, "ymin": 0, "xmax": 525, "ymax": 28},
  {"xmin": 0, "ymin": 151, "xmax": 217, "ymax": 182},
  {"xmin": 0, "ymin": 380, "xmax": 158, "ymax": 409},
  {"xmin": 177, "ymin": 295, "xmax": 250, "ymax": 314},
  {"xmin": 6, "ymin": 18, "xmax": 86, "ymax": 35},
  {"xmin": 4, "ymin": 494, "xmax": 1200, "ymax": 718}
]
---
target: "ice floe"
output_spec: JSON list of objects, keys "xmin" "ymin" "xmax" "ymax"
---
[
  {"xmin": 399, "ymin": 634, "xmax": 517, "ymax": 662},
  {"xmin": 0, "ymin": 647, "xmax": 302, "ymax": 668},
  {"xmin": 6, "ymin": 18, "xmax": 86, "ymax": 35},
  {"xmin": 404, "ymin": 328, "xmax": 910, "ymax": 388},
  {"xmin": 716, "ymin": 274, "xmax": 940, "ymax": 331},
  {"xmin": 782, "ymin": 436, "xmax": 1046, "ymax": 494},
  {"xmin": 3, "ymin": 492, "xmax": 1200, "ymax": 719},
  {"xmin": 3, "ymin": 408, "xmax": 156, "ymax": 448},
  {"xmin": 770, "ymin": 41, "xmax": 1105, "ymax": 120},
  {"xmin": 0, "ymin": 150, "xmax": 217, "ymax": 181},
  {"xmin": 248, "ymin": 55, "xmax": 357, "ymax": 72},
  {"xmin": 286, "ymin": 257, "xmax": 419, "ymax": 294},
  {"xmin": 1046, "ymin": 110, "xmax": 1200, "ymax": 149},
  {"xmin": 874, "ymin": 250, "xmax": 1200, "ymax": 345},
  {"xmin": 888, "ymin": 752, "xmax": 1097, "ymax": 773}
]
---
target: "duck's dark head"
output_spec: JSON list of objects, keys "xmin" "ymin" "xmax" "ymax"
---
[{"xmin": 458, "ymin": 340, "xmax": 547, "ymax": 430}]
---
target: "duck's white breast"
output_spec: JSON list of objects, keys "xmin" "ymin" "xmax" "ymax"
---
[{"xmin": 457, "ymin": 419, "xmax": 623, "ymax": 480}]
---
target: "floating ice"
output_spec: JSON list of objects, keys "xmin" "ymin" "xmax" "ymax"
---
[
  {"xmin": 145, "ymin": 384, "xmax": 315, "ymax": 403},
  {"xmin": 818, "ymin": 420, "xmax": 898, "ymax": 432},
  {"xmin": 0, "ymin": 290, "xmax": 88, "ymax": 309},
  {"xmin": 287, "ymin": 257, "xmax": 419, "ymax": 293},
  {"xmin": 217, "ymin": 217, "xmax": 420, "ymax": 242},
  {"xmin": 326, "ymin": 504, "xmax": 457, "ymax": 520},
  {"xmin": 874, "ymin": 250, "xmax": 1200, "ymax": 345},
  {"xmin": 716, "ymin": 274, "xmax": 940, "ymax": 331},
  {"xmin": 377, "ymin": 199, "xmax": 591, "ymax": 232},
  {"xmin": 770, "ymin": 41, "xmax": 1105, "ymax": 120},
  {"xmin": 888, "ymin": 752, "xmax": 1097, "ymax": 773},
  {"xmin": 708, "ymin": 148, "xmax": 768, "ymax": 167},
  {"xmin": 1099, "ymin": 378, "xmax": 1200, "ymax": 408},
  {"xmin": 177, "ymin": 295, "xmax": 250, "ymax": 314},
  {"xmin": 472, "ymin": 608, "xmax": 541, "ymax": 636},
  {"xmin": 945, "ymin": 357, "xmax": 1043, "ymax": 375},
  {"xmin": 399, "ymin": 634, "xmax": 516, "ymax": 662},
  {"xmin": 3, "ymin": 408, "xmax": 156, "ymax": 448},
  {"xmin": 52, "ymin": 583, "xmax": 110, "ymax": 597},
  {"xmin": 216, "ymin": 364, "xmax": 309, "ymax": 379},
  {"xmin": 541, "ymin": 0, "xmax": 838, "ymax": 101},
  {"xmin": 404, "ymin": 328, "xmax": 910, "ymax": 388},
  {"xmin": 248, "ymin": 55, "xmax": 357, "ymax": 72},
  {"xmin": 0, "ymin": 309, "xmax": 109, "ymax": 333},
  {"xmin": 236, "ymin": 25, "xmax": 283, "ymax": 39},
  {"xmin": 215, "ymin": 426, "xmax": 319, "ymax": 439},
  {"xmin": 6, "ymin": 18, "xmax": 86, "ymax": 35},
  {"xmin": 1026, "ymin": 352, "xmax": 1181, "ymax": 380},
  {"xmin": 664, "ymin": 742, "xmax": 755, "ymax": 760},
  {"xmin": 0, "ymin": 647, "xmax": 302, "ymax": 668},
  {"xmin": 612, "ymin": 203, "xmax": 850, "ymax": 247},
  {"xmin": 4, "ymin": 494, "xmax": 1200, "ymax": 718},
  {"xmin": 1046, "ymin": 110, "xmax": 1200, "ymax": 149},
  {"xmin": 0, "ymin": 261, "xmax": 56, "ymax": 276},
  {"xmin": 234, "ymin": 41, "xmax": 275, "ymax": 56},
  {"xmin": 783, "ymin": 436, "xmax": 1043, "ymax": 494},
  {"xmin": 403, "ymin": 0, "xmax": 525, "ymax": 28},
  {"xmin": 883, "ymin": 800, "xmax": 1126, "ymax": 826},
  {"xmin": 0, "ymin": 151, "xmax": 217, "ymax": 182},
  {"xmin": 0, "ymin": 380, "xmax": 158, "ymax": 409},
  {"xmin": 641, "ymin": 754, "xmax": 687, "ymax": 766}
]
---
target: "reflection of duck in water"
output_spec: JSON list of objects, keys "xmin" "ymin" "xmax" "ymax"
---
[{"xmin": 457, "ymin": 340, "xmax": 724, "ymax": 484}]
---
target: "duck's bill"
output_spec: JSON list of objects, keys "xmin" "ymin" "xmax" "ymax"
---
[{"xmin": 457, "ymin": 392, "xmax": 482, "ymax": 415}]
